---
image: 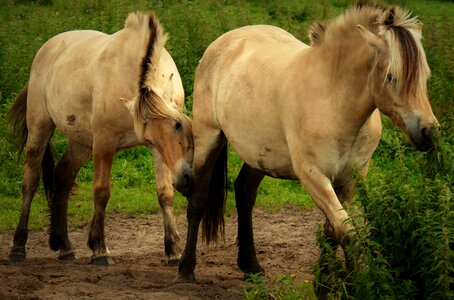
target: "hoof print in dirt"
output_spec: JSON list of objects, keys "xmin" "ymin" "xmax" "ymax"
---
[
  {"xmin": 174, "ymin": 274, "xmax": 196, "ymax": 283},
  {"xmin": 58, "ymin": 252, "xmax": 79, "ymax": 261},
  {"xmin": 91, "ymin": 256, "xmax": 115, "ymax": 266}
]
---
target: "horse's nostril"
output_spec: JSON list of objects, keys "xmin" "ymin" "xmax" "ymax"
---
[{"xmin": 421, "ymin": 127, "xmax": 429, "ymax": 139}]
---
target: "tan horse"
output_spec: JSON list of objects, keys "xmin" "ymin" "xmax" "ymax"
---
[
  {"xmin": 177, "ymin": 2, "xmax": 438, "ymax": 281},
  {"xmin": 8, "ymin": 12, "xmax": 193, "ymax": 265}
]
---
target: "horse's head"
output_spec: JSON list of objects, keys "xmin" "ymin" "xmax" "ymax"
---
[
  {"xmin": 121, "ymin": 90, "xmax": 194, "ymax": 195},
  {"xmin": 121, "ymin": 12, "xmax": 193, "ymax": 194},
  {"xmin": 358, "ymin": 6, "xmax": 439, "ymax": 151}
]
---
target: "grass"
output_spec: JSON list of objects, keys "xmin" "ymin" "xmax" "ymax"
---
[{"xmin": 0, "ymin": 0, "xmax": 453, "ymax": 298}]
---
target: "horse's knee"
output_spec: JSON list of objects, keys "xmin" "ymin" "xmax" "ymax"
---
[{"xmin": 157, "ymin": 184, "xmax": 174, "ymax": 206}]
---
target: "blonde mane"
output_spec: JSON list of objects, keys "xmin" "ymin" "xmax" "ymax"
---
[
  {"xmin": 124, "ymin": 12, "xmax": 180, "ymax": 140},
  {"xmin": 309, "ymin": 1, "xmax": 429, "ymax": 100}
]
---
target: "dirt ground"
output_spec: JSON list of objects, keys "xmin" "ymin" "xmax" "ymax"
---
[{"xmin": 0, "ymin": 206, "xmax": 323, "ymax": 299}]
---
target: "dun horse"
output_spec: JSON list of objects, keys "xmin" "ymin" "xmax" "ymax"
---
[
  {"xmin": 8, "ymin": 12, "xmax": 193, "ymax": 265},
  {"xmin": 177, "ymin": 2, "xmax": 438, "ymax": 281}
]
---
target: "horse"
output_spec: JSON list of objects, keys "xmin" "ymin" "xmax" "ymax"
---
[
  {"xmin": 7, "ymin": 12, "xmax": 193, "ymax": 266},
  {"xmin": 176, "ymin": 1, "xmax": 439, "ymax": 282}
]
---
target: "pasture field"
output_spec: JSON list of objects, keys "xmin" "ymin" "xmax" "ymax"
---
[{"xmin": 0, "ymin": 0, "xmax": 452, "ymax": 298}]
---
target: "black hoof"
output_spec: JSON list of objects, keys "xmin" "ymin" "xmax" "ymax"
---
[
  {"xmin": 91, "ymin": 256, "xmax": 115, "ymax": 266},
  {"xmin": 174, "ymin": 273, "xmax": 196, "ymax": 283},
  {"xmin": 238, "ymin": 259, "xmax": 265, "ymax": 276},
  {"xmin": 8, "ymin": 253, "xmax": 26, "ymax": 263}
]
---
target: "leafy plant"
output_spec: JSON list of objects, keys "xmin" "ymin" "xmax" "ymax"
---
[{"xmin": 313, "ymin": 132, "xmax": 453, "ymax": 299}]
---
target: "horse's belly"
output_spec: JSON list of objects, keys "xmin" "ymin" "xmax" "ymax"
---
[{"xmin": 229, "ymin": 139, "xmax": 297, "ymax": 179}]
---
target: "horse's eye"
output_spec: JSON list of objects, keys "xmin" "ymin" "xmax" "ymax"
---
[
  {"xmin": 386, "ymin": 73, "xmax": 397, "ymax": 87},
  {"xmin": 175, "ymin": 121, "xmax": 182, "ymax": 132}
]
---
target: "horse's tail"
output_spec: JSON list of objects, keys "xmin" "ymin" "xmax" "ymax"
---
[
  {"xmin": 202, "ymin": 143, "xmax": 228, "ymax": 244},
  {"xmin": 8, "ymin": 86, "xmax": 29, "ymax": 158},
  {"xmin": 7, "ymin": 85, "xmax": 55, "ymax": 214}
]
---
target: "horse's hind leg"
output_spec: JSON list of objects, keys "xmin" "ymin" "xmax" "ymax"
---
[
  {"xmin": 151, "ymin": 148, "xmax": 181, "ymax": 265},
  {"xmin": 49, "ymin": 142, "xmax": 91, "ymax": 260},
  {"xmin": 234, "ymin": 163, "xmax": 265, "ymax": 275},
  {"xmin": 177, "ymin": 129, "xmax": 226, "ymax": 282},
  {"xmin": 9, "ymin": 121, "xmax": 55, "ymax": 262}
]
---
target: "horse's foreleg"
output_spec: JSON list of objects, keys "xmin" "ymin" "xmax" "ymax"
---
[
  {"xmin": 316, "ymin": 179, "xmax": 357, "ymax": 297},
  {"xmin": 50, "ymin": 142, "xmax": 91, "ymax": 260},
  {"xmin": 151, "ymin": 148, "xmax": 181, "ymax": 265},
  {"xmin": 297, "ymin": 166, "xmax": 353, "ymax": 247},
  {"xmin": 88, "ymin": 144, "xmax": 115, "ymax": 265},
  {"xmin": 234, "ymin": 163, "xmax": 265, "ymax": 275},
  {"xmin": 321, "ymin": 179, "xmax": 357, "ymax": 249},
  {"xmin": 9, "ymin": 125, "xmax": 54, "ymax": 262}
]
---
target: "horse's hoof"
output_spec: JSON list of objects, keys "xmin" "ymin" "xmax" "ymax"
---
[
  {"xmin": 167, "ymin": 254, "xmax": 181, "ymax": 267},
  {"xmin": 174, "ymin": 273, "xmax": 196, "ymax": 283},
  {"xmin": 58, "ymin": 251, "xmax": 79, "ymax": 261},
  {"xmin": 167, "ymin": 258, "xmax": 180, "ymax": 267},
  {"xmin": 91, "ymin": 256, "xmax": 115, "ymax": 266},
  {"xmin": 238, "ymin": 259, "xmax": 265, "ymax": 276},
  {"xmin": 8, "ymin": 253, "xmax": 26, "ymax": 263}
]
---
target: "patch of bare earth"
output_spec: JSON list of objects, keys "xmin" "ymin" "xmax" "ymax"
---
[{"xmin": 0, "ymin": 206, "xmax": 322, "ymax": 299}]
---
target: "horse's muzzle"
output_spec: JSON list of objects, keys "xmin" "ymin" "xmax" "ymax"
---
[
  {"xmin": 409, "ymin": 124, "xmax": 439, "ymax": 152},
  {"xmin": 173, "ymin": 166, "xmax": 194, "ymax": 196}
]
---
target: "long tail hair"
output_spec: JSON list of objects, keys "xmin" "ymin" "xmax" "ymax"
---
[
  {"xmin": 8, "ymin": 86, "xmax": 55, "ymax": 214},
  {"xmin": 202, "ymin": 143, "xmax": 228, "ymax": 244}
]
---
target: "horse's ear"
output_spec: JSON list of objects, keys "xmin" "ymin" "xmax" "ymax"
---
[
  {"xmin": 414, "ymin": 22, "xmax": 423, "ymax": 33},
  {"xmin": 162, "ymin": 73, "xmax": 174, "ymax": 99},
  {"xmin": 357, "ymin": 25, "xmax": 386, "ymax": 52},
  {"xmin": 309, "ymin": 21, "xmax": 326, "ymax": 45}
]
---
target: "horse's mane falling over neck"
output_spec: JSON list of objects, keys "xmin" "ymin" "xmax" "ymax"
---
[
  {"xmin": 124, "ymin": 12, "xmax": 180, "ymax": 140},
  {"xmin": 308, "ymin": 1, "xmax": 428, "ymax": 100}
]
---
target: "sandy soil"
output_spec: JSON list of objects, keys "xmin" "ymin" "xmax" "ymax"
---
[{"xmin": 0, "ymin": 206, "xmax": 323, "ymax": 299}]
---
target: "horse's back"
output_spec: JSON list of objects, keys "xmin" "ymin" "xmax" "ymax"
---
[
  {"xmin": 30, "ymin": 30, "xmax": 108, "ymax": 87},
  {"xmin": 197, "ymin": 25, "xmax": 307, "ymax": 82},
  {"xmin": 196, "ymin": 25, "xmax": 309, "ymax": 114}
]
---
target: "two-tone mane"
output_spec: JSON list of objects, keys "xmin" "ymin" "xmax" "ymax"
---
[
  {"xmin": 309, "ymin": 1, "xmax": 429, "ymax": 101},
  {"xmin": 124, "ymin": 12, "xmax": 180, "ymax": 141}
]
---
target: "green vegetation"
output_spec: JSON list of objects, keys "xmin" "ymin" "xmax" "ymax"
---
[
  {"xmin": 243, "ymin": 273, "xmax": 316, "ymax": 299},
  {"xmin": 0, "ymin": 0, "xmax": 452, "ymax": 298},
  {"xmin": 313, "ymin": 132, "xmax": 453, "ymax": 299}
]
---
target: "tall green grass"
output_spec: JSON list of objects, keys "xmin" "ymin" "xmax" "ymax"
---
[{"xmin": 0, "ymin": 0, "xmax": 453, "ymax": 298}]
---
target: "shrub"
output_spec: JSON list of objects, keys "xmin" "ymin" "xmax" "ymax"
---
[{"xmin": 314, "ymin": 132, "xmax": 453, "ymax": 299}]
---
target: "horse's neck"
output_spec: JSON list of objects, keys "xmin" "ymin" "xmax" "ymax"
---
[{"xmin": 300, "ymin": 38, "xmax": 378, "ymax": 131}]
